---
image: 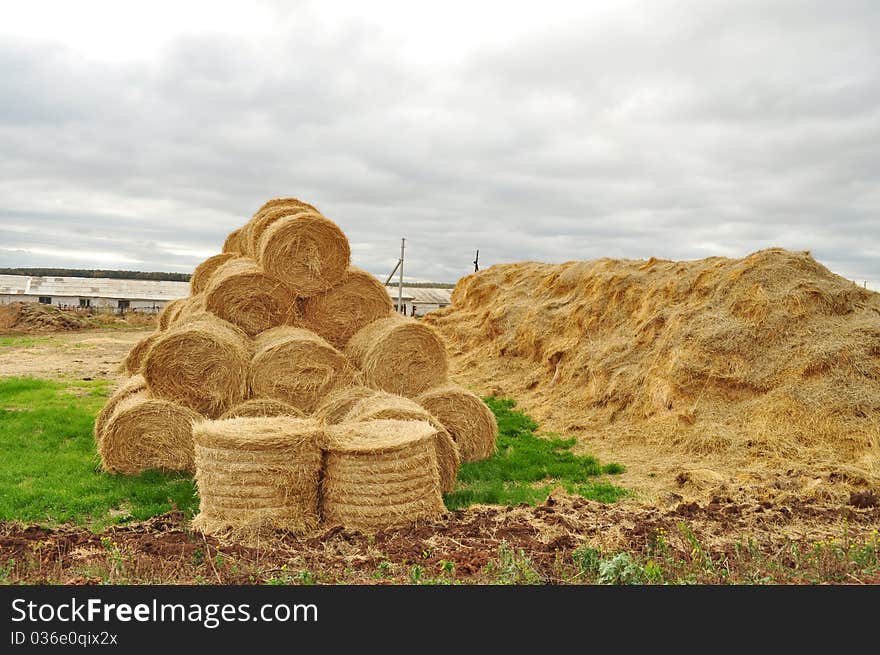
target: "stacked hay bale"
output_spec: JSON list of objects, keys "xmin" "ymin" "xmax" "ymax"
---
[{"xmin": 96, "ymin": 197, "xmax": 498, "ymax": 538}]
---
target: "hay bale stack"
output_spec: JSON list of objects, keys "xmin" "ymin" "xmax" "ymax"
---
[
  {"xmin": 417, "ymin": 384, "xmax": 497, "ymax": 462},
  {"xmin": 343, "ymin": 392, "xmax": 460, "ymax": 492},
  {"xmin": 221, "ymin": 398, "xmax": 306, "ymax": 419},
  {"xmin": 93, "ymin": 375, "xmax": 147, "ymax": 446},
  {"xmin": 300, "ymin": 266, "xmax": 393, "ymax": 348},
  {"xmin": 143, "ymin": 315, "xmax": 249, "ymax": 418},
  {"xmin": 190, "ymin": 253, "xmax": 236, "ymax": 295},
  {"xmin": 322, "ymin": 420, "xmax": 445, "ymax": 531},
  {"xmin": 192, "ymin": 417, "xmax": 324, "ymax": 536},
  {"xmin": 157, "ymin": 298, "xmax": 186, "ymax": 331},
  {"xmin": 122, "ymin": 332, "xmax": 160, "ymax": 374},
  {"xmin": 203, "ymin": 258, "xmax": 298, "ymax": 337},
  {"xmin": 99, "ymin": 391, "xmax": 200, "ymax": 474},
  {"xmin": 344, "ymin": 315, "xmax": 449, "ymax": 397},
  {"xmin": 313, "ymin": 385, "xmax": 378, "ymax": 424},
  {"xmin": 249, "ymin": 327, "xmax": 358, "ymax": 413},
  {"xmin": 257, "ymin": 213, "xmax": 350, "ymax": 296},
  {"xmin": 168, "ymin": 295, "xmax": 208, "ymax": 328},
  {"xmin": 222, "ymin": 228, "xmax": 245, "ymax": 255},
  {"xmin": 244, "ymin": 198, "xmax": 320, "ymax": 257}
]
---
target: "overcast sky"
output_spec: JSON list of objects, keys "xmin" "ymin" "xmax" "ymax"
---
[{"xmin": 0, "ymin": 0, "xmax": 877, "ymax": 286}]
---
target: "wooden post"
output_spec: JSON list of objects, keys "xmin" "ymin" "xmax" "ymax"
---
[{"xmin": 398, "ymin": 238, "xmax": 405, "ymax": 314}]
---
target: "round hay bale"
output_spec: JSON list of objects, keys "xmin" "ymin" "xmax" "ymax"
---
[
  {"xmin": 99, "ymin": 391, "xmax": 200, "ymax": 474},
  {"xmin": 344, "ymin": 315, "xmax": 449, "ymax": 397},
  {"xmin": 249, "ymin": 327, "xmax": 358, "ymax": 413},
  {"xmin": 417, "ymin": 384, "xmax": 498, "ymax": 462},
  {"xmin": 322, "ymin": 419, "xmax": 445, "ymax": 531},
  {"xmin": 343, "ymin": 392, "xmax": 460, "ymax": 493},
  {"xmin": 190, "ymin": 253, "xmax": 235, "ymax": 295},
  {"xmin": 220, "ymin": 398, "xmax": 306, "ymax": 419},
  {"xmin": 203, "ymin": 257, "xmax": 297, "ymax": 337},
  {"xmin": 312, "ymin": 385, "xmax": 378, "ymax": 424},
  {"xmin": 168, "ymin": 295, "xmax": 209, "ymax": 328},
  {"xmin": 244, "ymin": 199, "xmax": 321, "ymax": 257},
  {"xmin": 121, "ymin": 332, "xmax": 160, "ymax": 374},
  {"xmin": 192, "ymin": 417, "xmax": 324, "ymax": 536},
  {"xmin": 93, "ymin": 375, "xmax": 147, "ymax": 446},
  {"xmin": 257, "ymin": 213, "xmax": 350, "ymax": 296},
  {"xmin": 157, "ymin": 299, "xmax": 186, "ymax": 331},
  {"xmin": 300, "ymin": 266, "xmax": 393, "ymax": 348},
  {"xmin": 222, "ymin": 228, "xmax": 245, "ymax": 255},
  {"xmin": 143, "ymin": 315, "xmax": 249, "ymax": 418}
]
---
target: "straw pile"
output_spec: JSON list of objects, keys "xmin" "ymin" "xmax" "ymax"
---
[
  {"xmin": 301, "ymin": 266, "xmax": 393, "ymax": 348},
  {"xmin": 425, "ymin": 248, "xmax": 880, "ymax": 493},
  {"xmin": 203, "ymin": 258, "xmax": 297, "ymax": 336},
  {"xmin": 345, "ymin": 314, "xmax": 449, "ymax": 397},
  {"xmin": 103, "ymin": 195, "xmax": 497, "ymax": 536},
  {"xmin": 322, "ymin": 420, "xmax": 445, "ymax": 531},
  {"xmin": 343, "ymin": 392, "xmax": 460, "ymax": 492},
  {"xmin": 142, "ymin": 315, "xmax": 250, "ymax": 418},
  {"xmin": 192, "ymin": 417, "xmax": 323, "ymax": 535},
  {"xmin": 99, "ymin": 391, "xmax": 200, "ymax": 474},
  {"xmin": 313, "ymin": 386, "xmax": 378, "ymax": 424},
  {"xmin": 258, "ymin": 213, "xmax": 350, "ymax": 296},
  {"xmin": 249, "ymin": 327, "xmax": 358, "ymax": 413},
  {"xmin": 417, "ymin": 384, "xmax": 497, "ymax": 463},
  {"xmin": 220, "ymin": 398, "xmax": 306, "ymax": 419}
]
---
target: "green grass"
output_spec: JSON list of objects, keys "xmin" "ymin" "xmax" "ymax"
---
[
  {"xmin": 0, "ymin": 336, "xmax": 56, "ymax": 348},
  {"xmin": 0, "ymin": 378, "xmax": 625, "ymax": 528},
  {"xmin": 0, "ymin": 377, "xmax": 197, "ymax": 529},
  {"xmin": 444, "ymin": 397, "xmax": 627, "ymax": 510}
]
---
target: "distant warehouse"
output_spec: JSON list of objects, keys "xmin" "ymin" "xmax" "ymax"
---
[{"xmin": 0, "ymin": 274, "xmax": 451, "ymax": 316}]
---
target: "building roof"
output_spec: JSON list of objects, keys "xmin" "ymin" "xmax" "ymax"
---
[
  {"xmin": 0, "ymin": 274, "xmax": 453, "ymax": 305},
  {"xmin": 0, "ymin": 275, "xmax": 190, "ymax": 301}
]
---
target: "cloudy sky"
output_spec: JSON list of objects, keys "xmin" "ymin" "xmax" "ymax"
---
[{"xmin": 0, "ymin": 0, "xmax": 877, "ymax": 286}]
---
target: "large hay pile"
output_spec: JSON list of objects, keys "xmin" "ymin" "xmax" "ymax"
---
[
  {"xmin": 425, "ymin": 248, "xmax": 880, "ymax": 498},
  {"xmin": 98, "ymin": 196, "xmax": 498, "ymax": 537}
]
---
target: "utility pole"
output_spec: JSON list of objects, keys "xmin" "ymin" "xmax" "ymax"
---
[
  {"xmin": 398, "ymin": 238, "xmax": 405, "ymax": 314},
  {"xmin": 474, "ymin": 249, "xmax": 480, "ymax": 272}
]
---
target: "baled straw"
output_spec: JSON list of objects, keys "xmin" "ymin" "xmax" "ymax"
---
[
  {"xmin": 343, "ymin": 392, "xmax": 460, "ymax": 492},
  {"xmin": 99, "ymin": 391, "xmax": 200, "ymax": 474},
  {"xmin": 257, "ymin": 213, "xmax": 350, "ymax": 296},
  {"xmin": 203, "ymin": 257, "xmax": 298, "ymax": 337},
  {"xmin": 243, "ymin": 198, "xmax": 320, "ymax": 257},
  {"xmin": 300, "ymin": 266, "xmax": 393, "ymax": 348},
  {"xmin": 93, "ymin": 375, "xmax": 147, "ymax": 446},
  {"xmin": 222, "ymin": 228, "xmax": 245, "ymax": 255},
  {"xmin": 168, "ymin": 295, "xmax": 208, "ymax": 328},
  {"xmin": 417, "ymin": 384, "xmax": 498, "ymax": 462},
  {"xmin": 344, "ymin": 314, "xmax": 449, "ymax": 397},
  {"xmin": 322, "ymin": 419, "xmax": 445, "ymax": 531},
  {"xmin": 157, "ymin": 298, "xmax": 186, "ymax": 331},
  {"xmin": 249, "ymin": 326, "xmax": 358, "ymax": 413},
  {"xmin": 220, "ymin": 398, "xmax": 306, "ymax": 419},
  {"xmin": 121, "ymin": 332, "xmax": 160, "ymax": 374},
  {"xmin": 143, "ymin": 314, "xmax": 250, "ymax": 418},
  {"xmin": 312, "ymin": 385, "xmax": 378, "ymax": 424},
  {"xmin": 192, "ymin": 417, "xmax": 324, "ymax": 536},
  {"xmin": 190, "ymin": 253, "xmax": 236, "ymax": 295}
]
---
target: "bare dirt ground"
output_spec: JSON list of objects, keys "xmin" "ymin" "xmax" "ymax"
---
[
  {"xmin": 0, "ymin": 329, "xmax": 146, "ymax": 380},
  {"xmin": 2, "ymin": 495, "xmax": 878, "ymax": 584}
]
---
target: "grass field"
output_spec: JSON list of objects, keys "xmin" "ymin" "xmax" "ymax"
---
[{"xmin": 0, "ymin": 377, "xmax": 626, "ymax": 529}]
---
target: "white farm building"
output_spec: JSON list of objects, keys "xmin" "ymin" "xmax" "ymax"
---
[{"xmin": 0, "ymin": 274, "xmax": 452, "ymax": 316}]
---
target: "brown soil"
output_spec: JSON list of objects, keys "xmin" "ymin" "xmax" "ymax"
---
[
  {"xmin": 1, "ymin": 495, "xmax": 877, "ymax": 584},
  {"xmin": 0, "ymin": 329, "xmax": 147, "ymax": 380}
]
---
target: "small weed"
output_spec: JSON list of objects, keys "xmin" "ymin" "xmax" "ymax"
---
[
  {"xmin": 572, "ymin": 546, "xmax": 602, "ymax": 575},
  {"xmin": 490, "ymin": 542, "xmax": 542, "ymax": 584},
  {"xmin": 597, "ymin": 553, "xmax": 645, "ymax": 585}
]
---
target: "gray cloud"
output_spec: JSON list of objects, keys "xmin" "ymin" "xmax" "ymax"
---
[{"xmin": 0, "ymin": 0, "xmax": 878, "ymax": 288}]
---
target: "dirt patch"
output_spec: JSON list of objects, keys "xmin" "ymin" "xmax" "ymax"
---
[
  {"xmin": 1, "ymin": 495, "xmax": 877, "ymax": 584},
  {"xmin": 0, "ymin": 329, "xmax": 146, "ymax": 380}
]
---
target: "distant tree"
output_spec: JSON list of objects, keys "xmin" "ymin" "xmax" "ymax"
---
[{"xmin": 0, "ymin": 268, "xmax": 191, "ymax": 282}]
